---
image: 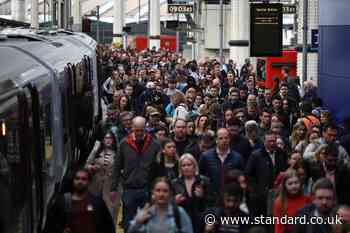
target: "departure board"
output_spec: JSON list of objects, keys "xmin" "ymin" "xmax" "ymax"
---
[
  {"xmin": 250, "ymin": 3, "xmax": 283, "ymax": 57},
  {"xmin": 168, "ymin": 0, "xmax": 194, "ymax": 13}
]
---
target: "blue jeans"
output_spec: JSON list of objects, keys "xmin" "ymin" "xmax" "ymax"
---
[{"xmin": 122, "ymin": 189, "xmax": 148, "ymax": 231}]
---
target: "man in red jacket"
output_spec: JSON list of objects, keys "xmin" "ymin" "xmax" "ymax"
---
[{"xmin": 110, "ymin": 116, "xmax": 160, "ymax": 231}]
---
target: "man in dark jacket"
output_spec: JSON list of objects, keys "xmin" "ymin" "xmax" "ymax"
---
[
  {"xmin": 185, "ymin": 132, "xmax": 215, "ymax": 161},
  {"xmin": 245, "ymin": 131, "xmax": 288, "ymax": 216},
  {"xmin": 199, "ymin": 128, "xmax": 244, "ymax": 195},
  {"xmin": 172, "ymin": 119, "xmax": 193, "ymax": 156},
  {"xmin": 44, "ymin": 168, "xmax": 115, "ymax": 233},
  {"xmin": 110, "ymin": 116, "xmax": 160, "ymax": 230},
  {"xmin": 307, "ymin": 143, "xmax": 350, "ymax": 206},
  {"xmin": 281, "ymin": 66, "xmax": 300, "ymax": 102},
  {"xmin": 292, "ymin": 178, "xmax": 339, "ymax": 233},
  {"xmin": 203, "ymin": 182, "xmax": 250, "ymax": 233},
  {"xmin": 226, "ymin": 118, "xmax": 252, "ymax": 166},
  {"xmin": 221, "ymin": 88, "xmax": 245, "ymax": 112}
]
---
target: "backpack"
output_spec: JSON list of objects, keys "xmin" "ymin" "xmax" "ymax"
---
[
  {"xmin": 64, "ymin": 193, "xmax": 73, "ymax": 225},
  {"xmin": 172, "ymin": 202, "xmax": 182, "ymax": 233}
]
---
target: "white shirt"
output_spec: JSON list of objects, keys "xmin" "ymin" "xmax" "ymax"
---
[
  {"xmin": 267, "ymin": 149, "xmax": 275, "ymax": 166},
  {"xmin": 217, "ymin": 148, "xmax": 230, "ymax": 163}
]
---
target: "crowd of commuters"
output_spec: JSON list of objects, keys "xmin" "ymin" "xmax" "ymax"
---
[{"xmin": 44, "ymin": 44, "xmax": 350, "ymax": 233}]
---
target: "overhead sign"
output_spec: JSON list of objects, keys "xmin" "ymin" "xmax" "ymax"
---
[
  {"xmin": 283, "ymin": 5, "xmax": 297, "ymax": 14},
  {"xmin": 168, "ymin": 0, "xmax": 193, "ymax": 13},
  {"xmin": 250, "ymin": 3, "xmax": 283, "ymax": 57},
  {"xmin": 311, "ymin": 29, "xmax": 319, "ymax": 48},
  {"xmin": 249, "ymin": 1, "xmax": 296, "ymax": 14},
  {"xmin": 168, "ymin": 0, "xmax": 189, "ymax": 3},
  {"xmin": 168, "ymin": 4, "xmax": 194, "ymax": 13}
]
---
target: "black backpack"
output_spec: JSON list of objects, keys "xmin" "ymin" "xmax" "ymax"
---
[{"xmin": 172, "ymin": 202, "xmax": 182, "ymax": 233}]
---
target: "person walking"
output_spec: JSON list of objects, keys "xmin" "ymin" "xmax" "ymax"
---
[{"xmin": 110, "ymin": 116, "xmax": 160, "ymax": 230}]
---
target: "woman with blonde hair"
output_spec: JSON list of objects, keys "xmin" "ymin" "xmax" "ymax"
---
[
  {"xmin": 290, "ymin": 121, "xmax": 307, "ymax": 150},
  {"xmin": 295, "ymin": 126, "xmax": 321, "ymax": 154},
  {"xmin": 312, "ymin": 144, "xmax": 329, "ymax": 162},
  {"xmin": 172, "ymin": 153, "xmax": 214, "ymax": 233}
]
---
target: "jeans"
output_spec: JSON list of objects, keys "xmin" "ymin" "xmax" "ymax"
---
[{"xmin": 122, "ymin": 189, "xmax": 148, "ymax": 231}]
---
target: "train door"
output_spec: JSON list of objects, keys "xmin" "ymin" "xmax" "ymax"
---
[
  {"xmin": 71, "ymin": 58, "xmax": 94, "ymax": 164},
  {"xmin": 62, "ymin": 60, "xmax": 94, "ymax": 169},
  {"xmin": 21, "ymin": 86, "xmax": 45, "ymax": 233},
  {"xmin": 0, "ymin": 88, "xmax": 43, "ymax": 233},
  {"xmin": 26, "ymin": 85, "xmax": 45, "ymax": 233},
  {"xmin": 0, "ymin": 91, "xmax": 30, "ymax": 233}
]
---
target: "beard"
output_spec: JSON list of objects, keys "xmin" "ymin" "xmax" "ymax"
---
[{"xmin": 74, "ymin": 184, "xmax": 88, "ymax": 194}]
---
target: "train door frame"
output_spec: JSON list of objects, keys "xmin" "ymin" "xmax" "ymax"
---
[
  {"xmin": 0, "ymin": 90, "xmax": 34, "ymax": 233},
  {"xmin": 19, "ymin": 85, "xmax": 45, "ymax": 233},
  {"xmin": 65, "ymin": 63, "xmax": 78, "ymax": 165},
  {"xmin": 0, "ymin": 88, "xmax": 41, "ymax": 233}
]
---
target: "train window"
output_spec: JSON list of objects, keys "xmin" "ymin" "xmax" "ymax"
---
[
  {"xmin": 4, "ymin": 113, "xmax": 20, "ymax": 164},
  {"xmin": 0, "ymin": 119, "xmax": 10, "ymax": 178},
  {"xmin": 0, "ymin": 96, "xmax": 31, "ymax": 215},
  {"xmin": 75, "ymin": 62, "xmax": 84, "ymax": 95},
  {"xmin": 0, "ymin": 116, "xmax": 15, "ymax": 233},
  {"xmin": 40, "ymin": 104, "xmax": 53, "ymax": 162}
]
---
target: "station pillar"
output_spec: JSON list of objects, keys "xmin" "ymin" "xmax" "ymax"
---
[
  {"xmin": 149, "ymin": 0, "xmax": 161, "ymax": 49},
  {"xmin": 229, "ymin": 0, "xmax": 250, "ymax": 67},
  {"xmin": 113, "ymin": 0, "xmax": 124, "ymax": 48},
  {"xmin": 11, "ymin": 0, "xmax": 25, "ymax": 21}
]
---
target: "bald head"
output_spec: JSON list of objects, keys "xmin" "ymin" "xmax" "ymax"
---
[
  {"xmin": 216, "ymin": 128, "xmax": 230, "ymax": 151},
  {"xmin": 132, "ymin": 116, "xmax": 146, "ymax": 127},
  {"xmin": 132, "ymin": 116, "xmax": 146, "ymax": 141}
]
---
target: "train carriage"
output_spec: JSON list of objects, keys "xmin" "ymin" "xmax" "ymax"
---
[{"xmin": 0, "ymin": 29, "xmax": 99, "ymax": 233}]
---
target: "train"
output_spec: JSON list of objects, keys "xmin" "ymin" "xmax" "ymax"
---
[{"xmin": 0, "ymin": 29, "xmax": 101, "ymax": 233}]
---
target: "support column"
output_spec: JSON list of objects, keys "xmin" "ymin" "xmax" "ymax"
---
[
  {"xmin": 57, "ymin": 0, "xmax": 63, "ymax": 28},
  {"xmin": 11, "ymin": 0, "xmax": 26, "ymax": 21},
  {"xmin": 149, "ymin": 0, "xmax": 160, "ymax": 49},
  {"xmin": 297, "ymin": 0, "xmax": 319, "ymax": 84},
  {"xmin": 113, "ymin": 0, "xmax": 124, "ymax": 47},
  {"xmin": 72, "ymin": 0, "xmax": 82, "ymax": 31},
  {"xmin": 64, "ymin": 0, "xmax": 71, "ymax": 29},
  {"xmin": 229, "ymin": 0, "xmax": 249, "ymax": 67},
  {"xmin": 51, "ymin": 0, "xmax": 57, "ymax": 26},
  {"xmin": 31, "ymin": 0, "xmax": 39, "ymax": 28}
]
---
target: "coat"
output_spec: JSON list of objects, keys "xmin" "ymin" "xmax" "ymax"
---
[
  {"xmin": 128, "ymin": 204, "xmax": 193, "ymax": 233},
  {"xmin": 172, "ymin": 175, "xmax": 215, "ymax": 233},
  {"xmin": 245, "ymin": 147, "xmax": 288, "ymax": 216},
  {"xmin": 291, "ymin": 204, "xmax": 334, "ymax": 233},
  {"xmin": 111, "ymin": 133, "xmax": 160, "ymax": 191},
  {"xmin": 43, "ymin": 193, "xmax": 115, "ymax": 233},
  {"xmin": 307, "ymin": 160, "xmax": 350, "ymax": 205},
  {"xmin": 199, "ymin": 148, "xmax": 244, "ymax": 194}
]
